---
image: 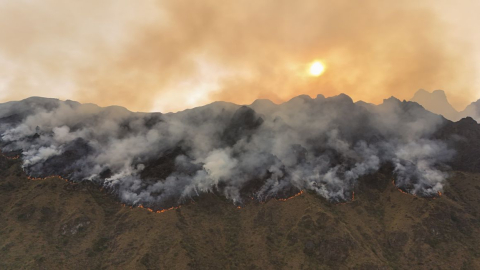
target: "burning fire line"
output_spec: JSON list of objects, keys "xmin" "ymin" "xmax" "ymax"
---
[
  {"xmin": 392, "ymin": 179, "xmax": 413, "ymax": 196},
  {"xmin": 335, "ymin": 182, "xmax": 356, "ymax": 206},
  {"xmin": 277, "ymin": 190, "xmax": 304, "ymax": 201},
  {"xmin": 27, "ymin": 175, "xmax": 71, "ymax": 183},
  {"xmin": 236, "ymin": 190, "xmax": 306, "ymax": 209},
  {"xmin": 137, "ymin": 204, "xmax": 181, "ymax": 213},
  {"xmin": 0, "ymin": 152, "xmax": 20, "ymax": 160},
  {"xmin": 7, "ymin": 153, "xmax": 442, "ymax": 213},
  {"xmin": 391, "ymin": 179, "xmax": 442, "ymax": 198},
  {"xmin": 11, "ymin": 153, "xmax": 181, "ymax": 214},
  {"xmin": 7, "ymin": 152, "xmax": 280, "ymax": 213},
  {"xmin": 335, "ymin": 191, "xmax": 356, "ymax": 206},
  {"xmin": 28, "ymin": 173, "xmax": 182, "ymax": 214},
  {"xmin": 27, "ymin": 173, "xmax": 182, "ymax": 214}
]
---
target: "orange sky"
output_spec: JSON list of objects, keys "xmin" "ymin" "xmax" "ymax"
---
[{"xmin": 0, "ymin": 0, "xmax": 479, "ymax": 112}]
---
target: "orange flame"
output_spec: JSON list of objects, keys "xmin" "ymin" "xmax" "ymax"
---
[
  {"xmin": 277, "ymin": 190, "xmax": 304, "ymax": 202},
  {"xmin": 335, "ymin": 188, "xmax": 356, "ymax": 206},
  {"xmin": 392, "ymin": 179, "xmax": 414, "ymax": 196},
  {"xmin": 15, "ymin": 149, "xmax": 342, "ymax": 214},
  {"xmin": 24, "ymin": 169, "xmax": 182, "ymax": 215},
  {"xmin": 0, "ymin": 152, "xmax": 20, "ymax": 160},
  {"xmin": 135, "ymin": 203, "xmax": 182, "ymax": 214},
  {"xmin": 392, "ymin": 179, "xmax": 442, "ymax": 198},
  {"xmin": 155, "ymin": 206, "xmax": 181, "ymax": 213}
]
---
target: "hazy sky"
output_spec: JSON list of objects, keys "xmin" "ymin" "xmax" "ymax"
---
[{"xmin": 0, "ymin": 0, "xmax": 479, "ymax": 112}]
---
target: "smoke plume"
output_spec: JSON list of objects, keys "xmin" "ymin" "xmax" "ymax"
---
[{"xmin": 0, "ymin": 95, "xmax": 453, "ymax": 208}]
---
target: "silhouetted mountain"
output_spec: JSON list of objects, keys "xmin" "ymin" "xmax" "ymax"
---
[
  {"xmin": 410, "ymin": 89, "xmax": 461, "ymax": 121},
  {"xmin": 410, "ymin": 89, "xmax": 480, "ymax": 123},
  {"xmin": 461, "ymin": 100, "xmax": 480, "ymax": 122},
  {"xmin": 434, "ymin": 117, "xmax": 480, "ymax": 172}
]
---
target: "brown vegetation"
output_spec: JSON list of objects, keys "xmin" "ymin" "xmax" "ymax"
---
[{"xmin": 1, "ymin": 156, "xmax": 480, "ymax": 269}]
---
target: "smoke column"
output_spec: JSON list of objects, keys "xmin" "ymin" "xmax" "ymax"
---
[{"xmin": 0, "ymin": 95, "xmax": 453, "ymax": 208}]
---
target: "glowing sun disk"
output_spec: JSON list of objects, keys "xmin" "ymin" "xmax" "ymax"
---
[{"xmin": 309, "ymin": 61, "xmax": 325, "ymax": 76}]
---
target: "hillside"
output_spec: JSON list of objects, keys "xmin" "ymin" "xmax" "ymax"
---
[
  {"xmin": 2, "ymin": 95, "xmax": 480, "ymax": 269},
  {"xmin": 1, "ymin": 156, "xmax": 480, "ymax": 270}
]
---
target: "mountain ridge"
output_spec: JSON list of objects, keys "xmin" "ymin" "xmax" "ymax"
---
[
  {"xmin": 8, "ymin": 92, "xmax": 480, "ymax": 125},
  {"xmin": 410, "ymin": 89, "xmax": 480, "ymax": 122}
]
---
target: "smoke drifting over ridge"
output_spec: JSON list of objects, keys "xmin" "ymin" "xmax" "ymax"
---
[
  {"xmin": 0, "ymin": 0, "xmax": 476, "ymax": 112},
  {"xmin": 0, "ymin": 95, "xmax": 453, "ymax": 207}
]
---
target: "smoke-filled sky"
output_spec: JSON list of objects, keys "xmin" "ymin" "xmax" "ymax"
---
[{"xmin": 0, "ymin": 0, "xmax": 479, "ymax": 112}]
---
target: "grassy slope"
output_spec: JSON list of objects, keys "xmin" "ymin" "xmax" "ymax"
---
[{"xmin": 1, "ymin": 157, "xmax": 480, "ymax": 270}]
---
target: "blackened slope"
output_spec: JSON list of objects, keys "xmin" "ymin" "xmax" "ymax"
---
[
  {"xmin": 434, "ymin": 117, "xmax": 480, "ymax": 173},
  {"xmin": 26, "ymin": 138, "xmax": 94, "ymax": 179},
  {"xmin": 222, "ymin": 106, "xmax": 264, "ymax": 146}
]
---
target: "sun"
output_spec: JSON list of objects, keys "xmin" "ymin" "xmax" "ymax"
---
[{"xmin": 309, "ymin": 61, "xmax": 325, "ymax": 76}]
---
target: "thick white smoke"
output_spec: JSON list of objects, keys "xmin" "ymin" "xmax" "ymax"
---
[{"xmin": 0, "ymin": 95, "xmax": 453, "ymax": 208}]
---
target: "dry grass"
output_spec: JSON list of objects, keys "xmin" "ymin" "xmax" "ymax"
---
[{"xmin": 1, "ymin": 157, "xmax": 479, "ymax": 269}]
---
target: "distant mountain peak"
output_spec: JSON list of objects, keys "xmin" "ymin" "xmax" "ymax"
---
[
  {"xmin": 412, "ymin": 89, "xmax": 447, "ymax": 100},
  {"xmin": 250, "ymin": 99, "xmax": 275, "ymax": 106},
  {"xmin": 410, "ymin": 89, "xmax": 460, "ymax": 121},
  {"xmin": 329, "ymin": 93, "xmax": 354, "ymax": 104},
  {"xmin": 384, "ymin": 96, "xmax": 401, "ymax": 102},
  {"xmin": 287, "ymin": 94, "xmax": 313, "ymax": 104},
  {"xmin": 457, "ymin": 116, "xmax": 478, "ymax": 125},
  {"xmin": 432, "ymin": 89, "xmax": 447, "ymax": 96}
]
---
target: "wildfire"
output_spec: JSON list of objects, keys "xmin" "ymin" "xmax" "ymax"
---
[
  {"xmin": 335, "ymin": 181, "xmax": 357, "ymax": 206},
  {"xmin": 19, "ymin": 150, "xmax": 422, "ymax": 213},
  {"xmin": 277, "ymin": 190, "xmax": 304, "ymax": 202},
  {"xmin": 136, "ymin": 204, "xmax": 181, "ymax": 214},
  {"xmin": 392, "ymin": 179, "xmax": 415, "ymax": 196},
  {"xmin": 335, "ymin": 188, "xmax": 356, "ymax": 206},
  {"xmin": 27, "ymin": 175, "xmax": 71, "ymax": 183},
  {"xmin": 0, "ymin": 152, "xmax": 20, "ymax": 160},
  {"xmin": 392, "ymin": 179, "xmax": 442, "ymax": 198},
  {"xmin": 155, "ymin": 206, "xmax": 181, "ymax": 213},
  {"xmin": 22, "ymin": 166, "xmax": 181, "ymax": 215},
  {"xmin": 236, "ymin": 190, "xmax": 305, "ymax": 210}
]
